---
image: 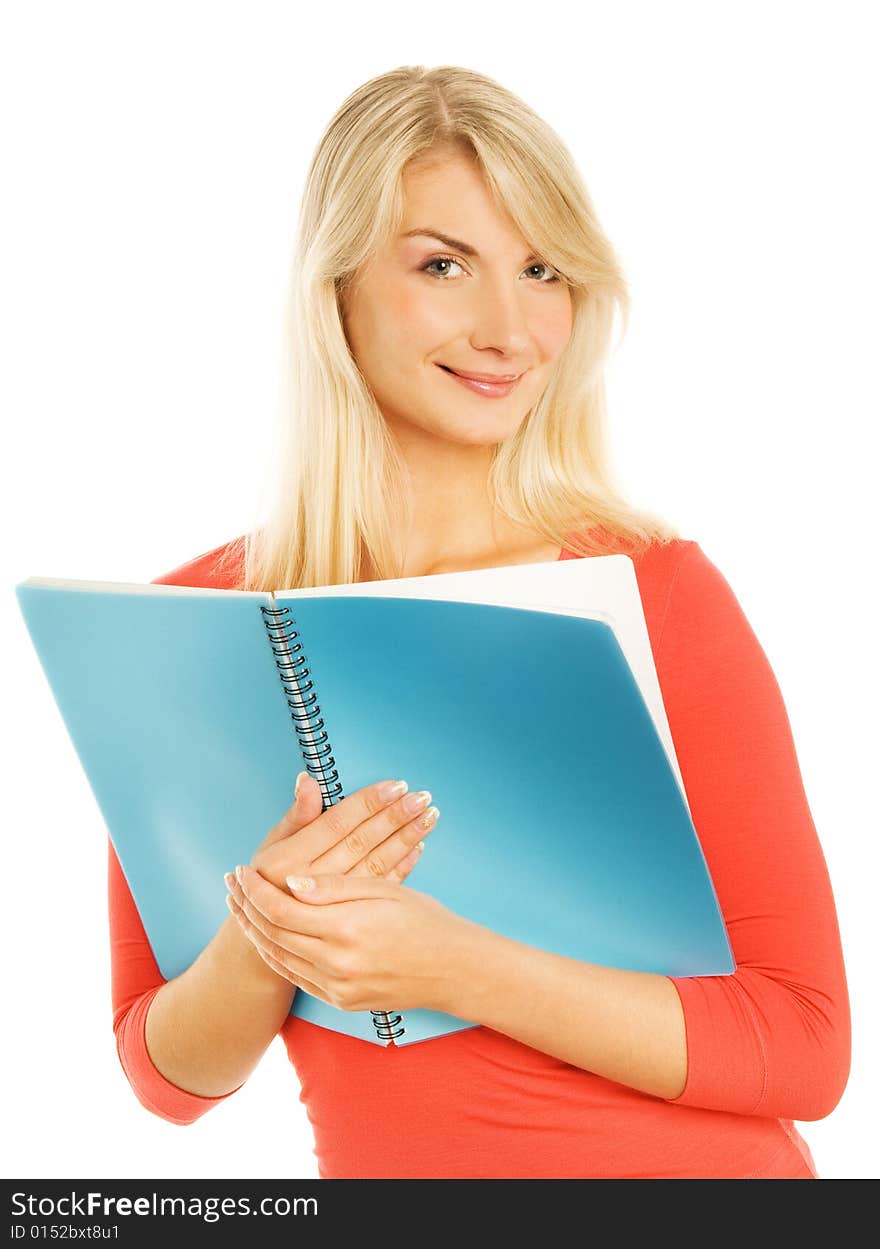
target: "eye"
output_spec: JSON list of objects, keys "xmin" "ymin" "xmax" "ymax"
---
[
  {"xmin": 421, "ymin": 255, "xmax": 465, "ymax": 280},
  {"xmin": 524, "ymin": 262, "xmax": 559, "ymax": 284},
  {"xmin": 421, "ymin": 255, "xmax": 561, "ymax": 283}
]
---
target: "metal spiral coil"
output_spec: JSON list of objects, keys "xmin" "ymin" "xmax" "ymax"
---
[
  {"xmin": 370, "ymin": 1010, "xmax": 405, "ymax": 1040},
  {"xmin": 260, "ymin": 603, "xmax": 343, "ymax": 806},
  {"xmin": 260, "ymin": 600, "xmax": 405, "ymax": 1044}
]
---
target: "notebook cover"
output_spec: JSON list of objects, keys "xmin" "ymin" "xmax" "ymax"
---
[
  {"xmin": 15, "ymin": 579, "xmax": 734, "ymax": 1048},
  {"xmin": 275, "ymin": 594, "xmax": 734, "ymax": 1044}
]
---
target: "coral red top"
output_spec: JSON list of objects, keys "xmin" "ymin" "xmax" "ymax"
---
[{"xmin": 109, "ymin": 533, "xmax": 850, "ymax": 1178}]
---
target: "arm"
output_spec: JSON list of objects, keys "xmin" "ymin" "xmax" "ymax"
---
[
  {"xmin": 109, "ymin": 837, "xmax": 295, "ymax": 1123},
  {"xmin": 439, "ymin": 922, "xmax": 688, "ymax": 1099},
  {"xmin": 437, "ymin": 541, "xmax": 851, "ymax": 1119}
]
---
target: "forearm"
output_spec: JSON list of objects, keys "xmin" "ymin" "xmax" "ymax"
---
[
  {"xmin": 438, "ymin": 920, "xmax": 688, "ymax": 1101},
  {"xmin": 145, "ymin": 914, "xmax": 296, "ymax": 1098}
]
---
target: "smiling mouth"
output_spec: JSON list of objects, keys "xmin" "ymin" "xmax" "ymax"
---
[
  {"xmin": 436, "ymin": 364, "xmax": 525, "ymax": 397},
  {"xmin": 438, "ymin": 365, "xmax": 523, "ymax": 382}
]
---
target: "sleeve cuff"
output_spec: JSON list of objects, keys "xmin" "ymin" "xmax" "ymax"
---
[
  {"xmin": 662, "ymin": 974, "xmax": 767, "ymax": 1115},
  {"xmin": 115, "ymin": 985, "xmax": 245, "ymax": 1125}
]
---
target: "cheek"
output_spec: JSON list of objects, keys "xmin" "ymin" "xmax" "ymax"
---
[
  {"xmin": 393, "ymin": 283, "xmax": 454, "ymax": 351},
  {"xmin": 536, "ymin": 297, "xmax": 574, "ymax": 360},
  {"xmin": 355, "ymin": 283, "xmax": 448, "ymax": 363}
]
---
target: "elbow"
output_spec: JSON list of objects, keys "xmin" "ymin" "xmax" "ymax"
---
[
  {"xmin": 796, "ymin": 995, "xmax": 852, "ymax": 1121},
  {"xmin": 783, "ymin": 1082, "xmax": 849, "ymax": 1124},
  {"xmin": 759, "ymin": 1026, "xmax": 851, "ymax": 1123},
  {"xmin": 112, "ymin": 993, "xmax": 226, "ymax": 1127},
  {"xmin": 792, "ymin": 1045, "xmax": 851, "ymax": 1122},
  {"xmin": 120, "ymin": 1070, "xmax": 205, "ymax": 1127},
  {"xmin": 671, "ymin": 967, "xmax": 852, "ymax": 1121},
  {"xmin": 112, "ymin": 1018, "xmax": 205, "ymax": 1127}
]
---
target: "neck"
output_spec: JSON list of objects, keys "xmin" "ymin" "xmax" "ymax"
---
[{"xmin": 382, "ymin": 429, "xmax": 559, "ymax": 579}]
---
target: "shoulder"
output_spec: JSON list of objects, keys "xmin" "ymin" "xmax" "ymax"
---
[
  {"xmin": 623, "ymin": 537, "xmax": 754, "ymax": 661},
  {"xmin": 560, "ymin": 523, "xmax": 697, "ymax": 576},
  {"xmin": 150, "ymin": 535, "xmax": 247, "ymax": 590},
  {"xmin": 563, "ymin": 527, "xmax": 778, "ymax": 700},
  {"xmin": 561, "ymin": 527, "xmax": 703, "ymax": 645},
  {"xmin": 635, "ymin": 538, "xmax": 764, "ymax": 676},
  {"xmin": 626, "ymin": 537, "xmax": 707, "ymax": 653}
]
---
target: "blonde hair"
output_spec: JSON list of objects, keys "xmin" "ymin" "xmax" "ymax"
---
[{"xmin": 225, "ymin": 64, "xmax": 679, "ymax": 592}]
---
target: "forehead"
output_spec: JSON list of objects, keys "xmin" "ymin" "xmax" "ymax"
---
[
  {"xmin": 398, "ymin": 154, "xmax": 525, "ymax": 250},
  {"xmin": 401, "ymin": 151, "xmax": 492, "ymax": 209}
]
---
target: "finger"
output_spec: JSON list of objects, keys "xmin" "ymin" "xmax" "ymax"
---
[
  {"xmin": 282, "ymin": 777, "xmax": 415, "ymax": 867},
  {"xmin": 226, "ymin": 891, "xmax": 321, "ymax": 978},
  {"xmin": 384, "ymin": 837, "xmax": 425, "ymax": 884},
  {"xmin": 260, "ymin": 770, "xmax": 324, "ymax": 849},
  {"xmin": 284, "ymin": 872, "xmax": 399, "ymax": 907},
  {"xmin": 228, "ymin": 895, "xmax": 332, "ymax": 1001},
  {"xmin": 252, "ymin": 941, "xmax": 333, "ymax": 1005},
  {"xmin": 237, "ymin": 862, "xmax": 395, "ymax": 929},
  {"xmin": 311, "ymin": 789, "xmax": 437, "ymax": 877},
  {"xmin": 229, "ymin": 873, "xmax": 324, "ymax": 955},
  {"xmin": 373, "ymin": 805, "xmax": 439, "ymax": 882}
]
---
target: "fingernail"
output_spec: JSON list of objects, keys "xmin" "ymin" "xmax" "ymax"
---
[
  {"xmin": 378, "ymin": 779, "xmax": 408, "ymax": 802},
  {"xmin": 404, "ymin": 789, "xmax": 431, "ymax": 814},
  {"xmin": 224, "ymin": 872, "xmax": 235, "ymax": 890},
  {"xmin": 295, "ymin": 770, "xmax": 309, "ymax": 799},
  {"xmin": 420, "ymin": 806, "xmax": 439, "ymax": 830},
  {"xmin": 235, "ymin": 864, "xmax": 246, "ymax": 883},
  {"xmin": 287, "ymin": 875, "xmax": 315, "ymax": 892}
]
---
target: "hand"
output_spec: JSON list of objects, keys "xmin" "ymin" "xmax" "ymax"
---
[
  {"xmin": 225, "ymin": 865, "xmax": 474, "ymax": 1014},
  {"xmin": 247, "ymin": 771, "xmax": 440, "ymax": 892}
]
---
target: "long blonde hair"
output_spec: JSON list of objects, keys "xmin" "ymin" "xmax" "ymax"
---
[{"xmin": 223, "ymin": 65, "xmax": 679, "ymax": 591}]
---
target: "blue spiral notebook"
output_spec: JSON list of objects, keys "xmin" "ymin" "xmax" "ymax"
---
[{"xmin": 15, "ymin": 557, "xmax": 735, "ymax": 1047}]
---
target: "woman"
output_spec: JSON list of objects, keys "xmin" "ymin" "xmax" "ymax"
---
[{"xmin": 110, "ymin": 64, "xmax": 850, "ymax": 1178}]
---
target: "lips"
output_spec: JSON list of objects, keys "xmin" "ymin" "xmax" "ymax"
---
[
  {"xmin": 439, "ymin": 365, "xmax": 523, "ymax": 382},
  {"xmin": 436, "ymin": 364, "xmax": 525, "ymax": 398}
]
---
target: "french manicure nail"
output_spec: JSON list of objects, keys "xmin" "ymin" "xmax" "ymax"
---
[
  {"xmin": 379, "ymin": 779, "xmax": 408, "ymax": 802},
  {"xmin": 404, "ymin": 789, "xmax": 431, "ymax": 814}
]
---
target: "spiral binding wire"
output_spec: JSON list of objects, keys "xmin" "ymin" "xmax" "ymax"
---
[
  {"xmin": 260, "ymin": 599, "xmax": 406, "ymax": 1044},
  {"xmin": 260, "ymin": 602, "xmax": 343, "ymax": 807},
  {"xmin": 369, "ymin": 1009, "xmax": 405, "ymax": 1041}
]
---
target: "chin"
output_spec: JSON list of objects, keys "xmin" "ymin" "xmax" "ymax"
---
[
  {"xmin": 438, "ymin": 422, "xmax": 524, "ymax": 448},
  {"xmin": 432, "ymin": 406, "xmax": 529, "ymax": 446},
  {"xmin": 381, "ymin": 398, "xmax": 528, "ymax": 448}
]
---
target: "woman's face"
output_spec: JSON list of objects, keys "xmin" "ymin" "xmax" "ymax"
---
[{"xmin": 341, "ymin": 150, "xmax": 573, "ymax": 450}]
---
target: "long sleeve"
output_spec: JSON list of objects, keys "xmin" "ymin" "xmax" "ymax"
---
[
  {"xmin": 108, "ymin": 837, "xmax": 242, "ymax": 1124},
  {"xmin": 657, "ymin": 541, "xmax": 851, "ymax": 1119}
]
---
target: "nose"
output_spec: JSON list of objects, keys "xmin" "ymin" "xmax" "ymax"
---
[{"xmin": 468, "ymin": 273, "xmax": 532, "ymax": 357}]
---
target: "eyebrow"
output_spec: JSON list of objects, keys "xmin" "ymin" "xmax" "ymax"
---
[{"xmin": 400, "ymin": 228, "xmax": 539, "ymax": 264}]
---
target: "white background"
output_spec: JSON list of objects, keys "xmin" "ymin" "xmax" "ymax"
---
[{"xmin": 2, "ymin": 1, "xmax": 877, "ymax": 1180}]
